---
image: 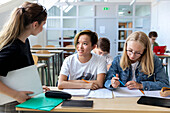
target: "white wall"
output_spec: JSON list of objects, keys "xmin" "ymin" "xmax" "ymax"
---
[
  {"xmin": 0, "ymin": 0, "xmax": 46, "ymax": 46},
  {"xmin": 151, "ymin": 0, "xmax": 170, "ymax": 50},
  {"xmin": 151, "ymin": 0, "xmax": 170, "ymax": 78}
]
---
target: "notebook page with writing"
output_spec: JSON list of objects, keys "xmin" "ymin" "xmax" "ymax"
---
[
  {"xmin": 62, "ymin": 89, "xmax": 90, "ymax": 96},
  {"xmin": 113, "ymin": 87, "xmax": 143, "ymax": 97},
  {"xmin": 86, "ymin": 88, "xmax": 113, "ymax": 98}
]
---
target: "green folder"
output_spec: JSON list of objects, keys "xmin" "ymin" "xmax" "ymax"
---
[{"xmin": 16, "ymin": 93, "xmax": 64, "ymax": 111}]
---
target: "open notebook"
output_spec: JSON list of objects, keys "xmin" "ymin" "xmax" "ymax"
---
[
  {"xmin": 0, "ymin": 65, "xmax": 43, "ymax": 105},
  {"xmin": 113, "ymin": 87, "xmax": 144, "ymax": 97},
  {"xmin": 62, "ymin": 89, "xmax": 90, "ymax": 96}
]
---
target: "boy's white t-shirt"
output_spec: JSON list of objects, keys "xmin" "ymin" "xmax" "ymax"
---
[
  {"xmin": 91, "ymin": 50, "xmax": 113, "ymax": 65},
  {"xmin": 60, "ymin": 53, "xmax": 107, "ymax": 80},
  {"xmin": 103, "ymin": 54, "xmax": 113, "ymax": 65}
]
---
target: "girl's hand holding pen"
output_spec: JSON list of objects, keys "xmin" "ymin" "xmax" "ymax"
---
[
  {"xmin": 111, "ymin": 74, "xmax": 120, "ymax": 88},
  {"xmin": 125, "ymin": 81, "xmax": 143, "ymax": 90}
]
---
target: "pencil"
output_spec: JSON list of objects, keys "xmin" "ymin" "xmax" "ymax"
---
[
  {"xmin": 139, "ymin": 89, "xmax": 145, "ymax": 95},
  {"xmin": 82, "ymin": 79, "xmax": 90, "ymax": 83}
]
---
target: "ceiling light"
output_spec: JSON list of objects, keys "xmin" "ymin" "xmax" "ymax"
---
[{"xmin": 130, "ymin": 0, "xmax": 136, "ymax": 6}]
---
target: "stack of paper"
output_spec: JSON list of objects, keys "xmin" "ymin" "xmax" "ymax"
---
[
  {"xmin": 62, "ymin": 89, "xmax": 90, "ymax": 96},
  {"xmin": 113, "ymin": 87, "xmax": 144, "ymax": 97},
  {"xmin": 86, "ymin": 89, "xmax": 113, "ymax": 98}
]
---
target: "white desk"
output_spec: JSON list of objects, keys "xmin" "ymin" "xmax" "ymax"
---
[
  {"xmin": 16, "ymin": 87, "xmax": 170, "ymax": 113},
  {"xmin": 31, "ymin": 47, "xmax": 75, "ymax": 51},
  {"xmin": 157, "ymin": 54, "xmax": 170, "ymax": 75}
]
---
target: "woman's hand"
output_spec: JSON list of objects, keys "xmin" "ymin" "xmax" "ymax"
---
[
  {"xmin": 125, "ymin": 81, "xmax": 143, "ymax": 90},
  {"xmin": 111, "ymin": 74, "xmax": 120, "ymax": 88},
  {"xmin": 14, "ymin": 91, "xmax": 34, "ymax": 103}
]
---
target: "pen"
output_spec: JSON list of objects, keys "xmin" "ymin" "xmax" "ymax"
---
[
  {"xmin": 113, "ymin": 75, "xmax": 125, "ymax": 86},
  {"xmin": 82, "ymin": 79, "xmax": 90, "ymax": 83}
]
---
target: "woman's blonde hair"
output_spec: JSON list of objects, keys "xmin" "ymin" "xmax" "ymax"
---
[
  {"xmin": 120, "ymin": 31, "xmax": 154, "ymax": 76},
  {"xmin": 74, "ymin": 30, "xmax": 98, "ymax": 49},
  {"xmin": 0, "ymin": 2, "xmax": 47, "ymax": 50}
]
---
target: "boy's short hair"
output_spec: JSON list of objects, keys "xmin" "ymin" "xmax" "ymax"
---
[
  {"xmin": 74, "ymin": 30, "xmax": 98, "ymax": 48},
  {"xmin": 97, "ymin": 37, "xmax": 110, "ymax": 53},
  {"xmin": 148, "ymin": 31, "xmax": 158, "ymax": 38}
]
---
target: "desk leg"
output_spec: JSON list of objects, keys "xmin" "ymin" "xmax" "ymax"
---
[
  {"xmin": 41, "ymin": 66, "xmax": 44, "ymax": 85},
  {"xmin": 57, "ymin": 53, "xmax": 60, "ymax": 76},
  {"xmin": 47, "ymin": 60, "xmax": 51, "ymax": 86},
  {"xmin": 60, "ymin": 52, "xmax": 63, "ymax": 70},
  {"xmin": 52, "ymin": 56, "xmax": 55, "ymax": 86},
  {"xmin": 165, "ymin": 58, "xmax": 168, "ymax": 75}
]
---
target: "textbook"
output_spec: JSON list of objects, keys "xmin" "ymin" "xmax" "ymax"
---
[{"xmin": 0, "ymin": 65, "xmax": 43, "ymax": 105}]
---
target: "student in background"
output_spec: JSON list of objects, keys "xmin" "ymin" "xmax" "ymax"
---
[
  {"xmin": 0, "ymin": 2, "xmax": 49, "ymax": 112},
  {"xmin": 93, "ymin": 37, "xmax": 113, "ymax": 70},
  {"xmin": 105, "ymin": 31, "xmax": 169, "ymax": 91},
  {"xmin": 58, "ymin": 30, "xmax": 107, "ymax": 90},
  {"xmin": 148, "ymin": 31, "xmax": 159, "ymax": 50}
]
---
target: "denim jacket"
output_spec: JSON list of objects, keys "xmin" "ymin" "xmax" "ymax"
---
[{"xmin": 104, "ymin": 55, "xmax": 169, "ymax": 91}]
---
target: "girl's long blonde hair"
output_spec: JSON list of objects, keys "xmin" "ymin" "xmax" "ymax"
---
[
  {"xmin": 120, "ymin": 31, "xmax": 154, "ymax": 76},
  {"xmin": 0, "ymin": 2, "xmax": 47, "ymax": 50}
]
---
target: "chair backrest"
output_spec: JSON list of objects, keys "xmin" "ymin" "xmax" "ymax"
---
[
  {"xmin": 45, "ymin": 45, "xmax": 55, "ymax": 48},
  {"xmin": 66, "ymin": 45, "xmax": 74, "ymax": 48},
  {"xmin": 32, "ymin": 45, "xmax": 42, "ymax": 48},
  {"xmin": 36, "ymin": 50, "xmax": 50, "ymax": 54},
  {"xmin": 32, "ymin": 55, "xmax": 38, "ymax": 65},
  {"xmin": 36, "ymin": 50, "xmax": 50, "ymax": 61},
  {"xmin": 65, "ymin": 45, "xmax": 75, "ymax": 53}
]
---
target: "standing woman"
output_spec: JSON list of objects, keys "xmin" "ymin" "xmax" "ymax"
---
[
  {"xmin": 0, "ymin": 2, "xmax": 47, "ymax": 112},
  {"xmin": 58, "ymin": 30, "xmax": 107, "ymax": 89},
  {"xmin": 105, "ymin": 31, "xmax": 169, "ymax": 91}
]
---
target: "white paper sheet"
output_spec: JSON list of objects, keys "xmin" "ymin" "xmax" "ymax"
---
[
  {"xmin": 0, "ymin": 65, "xmax": 43, "ymax": 105},
  {"xmin": 113, "ymin": 87, "xmax": 144, "ymax": 97},
  {"xmin": 86, "ymin": 89, "xmax": 113, "ymax": 98},
  {"xmin": 62, "ymin": 89, "xmax": 90, "ymax": 96},
  {"xmin": 144, "ymin": 90, "xmax": 170, "ymax": 98}
]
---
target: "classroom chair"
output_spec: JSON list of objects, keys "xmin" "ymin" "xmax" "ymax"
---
[
  {"xmin": 32, "ymin": 44, "xmax": 42, "ymax": 48},
  {"xmin": 45, "ymin": 45, "xmax": 56, "ymax": 47},
  {"xmin": 64, "ymin": 45, "xmax": 75, "ymax": 58},
  {"xmin": 32, "ymin": 55, "xmax": 38, "ymax": 65}
]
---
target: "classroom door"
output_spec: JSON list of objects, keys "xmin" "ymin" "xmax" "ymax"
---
[{"xmin": 95, "ymin": 18, "xmax": 117, "ymax": 57}]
